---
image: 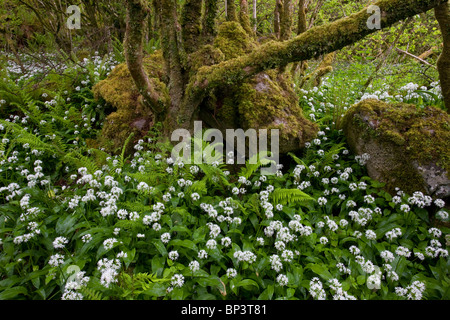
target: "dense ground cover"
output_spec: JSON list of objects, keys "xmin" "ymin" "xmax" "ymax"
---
[{"xmin": 0, "ymin": 52, "xmax": 448, "ymax": 300}]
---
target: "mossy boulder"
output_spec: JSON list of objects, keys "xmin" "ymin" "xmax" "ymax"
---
[{"xmin": 342, "ymin": 99, "xmax": 450, "ymax": 199}]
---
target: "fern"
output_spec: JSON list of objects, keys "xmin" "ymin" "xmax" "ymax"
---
[
  {"xmin": 187, "ymin": 179, "xmax": 207, "ymax": 195},
  {"xmin": 63, "ymin": 151, "xmax": 99, "ymax": 174},
  {"xmin": 271, "ymin": 188, "xmax": 315, "ymax": 206},
  {"xmin": 0, "ymin": 119, "xmax": 64, "ymax": 156},
  {"xmin": 79, "ymin": 287, "xmax": 106, "ymax": 300},
  {"xmin": 118, "ymin": 201, "xmax": 148, "ymax": 214},
  {"xmin": 117, "ymin": 132, "xmax": 134, "ymax": 170},
  {"xmin": 198, "ymin": 162, "xmax": 230, "ymax": 189},
  {"xmin": 316, "ymin": 143, "xmax": 345, "ymax": 168},
  {"xmin": 239, "ymin": 152, "xmax": 275, "ymax": 180},
  {"xmin": 288, "ymin": 152, "xmax": 308, "ymax": 168}
]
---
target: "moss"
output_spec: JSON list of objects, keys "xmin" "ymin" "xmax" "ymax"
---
[
  {"xmin": 343, "ymin": 98, "xmax": 450, "ymax": 194},
  {"xmin": 214, "ymin": 21, "xmax": 256, "ymax": 60},
  {"xmin": 187, "ymin": 44, "xmax": 225, "ymax": 76},
  {"xmin": 234, "ymin": 71, "xmax": 318, "ymax": 152}
]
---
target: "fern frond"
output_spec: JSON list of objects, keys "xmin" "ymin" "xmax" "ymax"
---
[
  {"xmin": 271, "ymin": 188, "xmax": 315, "ymax": 205},
  {"xmin": 317, "ymin": 143, "xmax": 345, "ymax": 168},
  {"xmin": 198, "ymin": 163, "xmax": 230, "ymax": 188},
  {"xmin": 239, "ymin": 152, "xmax": 274, "ymax": 180},
  {"xmin": 117, "ymin": 132, "xmax": 134, "ymax": 170},
  {"xmin": 63, "ymin": 151, "xmax": 99, "ymax": 174},
  {"xmin": 79, "ymin": 287, "xmax": 106, "ymax": 300},
  {"xmin": 288, "ymin": 152, "xmax": 308, "ymax": 168}
]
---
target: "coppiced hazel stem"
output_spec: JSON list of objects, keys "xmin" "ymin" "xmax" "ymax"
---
[
  {"xmin": 202, "ymin": 0, "xmax": 219, "ymax": 42},
  {"xmin": 434, "ymin": 3, "xmax": 450, "ymax": 110},
  {"xmin": 124, "ymin": 0, "xmax": 167, "ymax": 116}
]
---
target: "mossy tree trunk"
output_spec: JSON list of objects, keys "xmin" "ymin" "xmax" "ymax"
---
[
  {"xmin": 435, "ymin": 3, "xmax": 450, "ymax": 111},
  {"xmin": 239, "ymin": 0, "xmax": 254, "ymax": 36},
  {"xmin": 123, "ymin": 0, "xmax": 449, "ymax": 135},
  {"xmin": 274, "ymin": 0, "xmax": 283, "ymax": 39},
  {"xmin": 226, "ymin": 0, "xmax": 238, "ymax": 22}
]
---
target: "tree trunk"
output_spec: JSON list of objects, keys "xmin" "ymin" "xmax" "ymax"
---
[
  {"xmin": 124, "ymin": 0, "xmax": 167, "ymax": 121},
  {"xmin": 280, "ymin": 0, "xmax": 293, "ymax": 41},
  {"xmin": 226, "ymin": 0, "xmax": 238, "ymax": 21},
  {"xmin": 274, "ymin": 0, "xmax": 283, "ymax": 38},
  {"xmin": 435, "ymin": 3, "xmax": 450, "ymax": 111},
  {"xmin": 239, "ymin": 0, "xmax": 254, "ymax": 36},
  {"xmin": 202, "ymin": 0, "xmax": 219, "ymax": 43}
]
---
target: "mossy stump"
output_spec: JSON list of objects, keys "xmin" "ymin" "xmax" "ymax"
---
[{"xmin": 342, "ymin": 99, "xmax": 450, "ymax": 200}]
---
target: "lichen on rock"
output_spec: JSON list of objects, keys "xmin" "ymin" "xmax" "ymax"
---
[{"xmin": 342, "ymin": 98, "xmax": 450, "ymax": 199}]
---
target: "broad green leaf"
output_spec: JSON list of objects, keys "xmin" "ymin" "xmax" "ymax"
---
[
  {"xmin": 0, "ymin": 286, "xmax": 28, "ymax": 300},
  {"xmin": 169, "ymin": 239, "xmax": 198, "ymax": 252}
]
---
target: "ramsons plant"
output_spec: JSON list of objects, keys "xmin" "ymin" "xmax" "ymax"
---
[{"xmin": 0, "ymin": 56, "xmax": 449, "ymax": 300}]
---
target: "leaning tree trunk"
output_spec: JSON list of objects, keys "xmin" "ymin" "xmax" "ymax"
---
[
  {"xmin": 435, "ymin": 2, "xmax": 450, "ymax": 111},
  {"xmin": 122, "ymin": 0, "xmax": 448, "ymax": 135}
]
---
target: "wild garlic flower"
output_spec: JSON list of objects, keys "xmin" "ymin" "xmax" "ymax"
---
[
  {"xmin": 48, "ymin": 254, "xmax": 65, "ymax": 267},
  {"xmin": 53, "ymin": 236, "xmax": 69, "ymax": 249},
  {"xmin": 226, "ymin": 268, "xmax": 237, "ymax": 278},
  {"xmin": 276, "ymin": 274, "xmax": 289, "ymax": 286},
  {"xmin": 189, "ymin": 261, "xmax": 200, "ymax": 272}
]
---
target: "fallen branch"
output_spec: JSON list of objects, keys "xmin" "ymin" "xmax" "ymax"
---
[{"xmin": 395, "ymin": 47, "xmax": 436, "ymax": 67}]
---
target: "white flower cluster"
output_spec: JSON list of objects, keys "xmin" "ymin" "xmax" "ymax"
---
[
  {"xmin": 143, "ymin": 202, "xmax": 165, "ymax": 231},
  {"xmin": 233, "ymin": 250, "xmax": 257, "ymax": 264},
  {"xmin": 309, "ymin": 277, "xmax": 326, "ymax": 300},
  {"xmin": 328, "ymin": 278, "xmax": 357, "ymax": 300},
  {"xmin": 97, "ymin": 258, "xmax": 121, "ymax": 288},
  {"xmin": 348, "ymin": 207, "xmax": 373, "ymax": 226},
  {"xmin": 62, "ymin": 270, "xmax": 90, "ymax": 300},
  {"xmin": 395, "ymin": 281, "xmax": 426, "ymax": 300}
]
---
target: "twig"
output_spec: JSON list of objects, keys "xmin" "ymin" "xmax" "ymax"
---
[{"xmin": 395, "ymin": 47, "xmax": 436, "ymax": 68}]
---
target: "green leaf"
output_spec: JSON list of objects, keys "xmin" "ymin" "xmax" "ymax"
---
[
  {"xmin": 307, "ymin": 263, "xmax": 332, "ymax": 281},
  {"xmin": 142, "ymin": 282, "xmax": 166, "ymax": 297},
  {"xmin": 258, "ymin": 284, "xmax": 274, "ymax": 300},
  {"xmin": 236, "ymin": 279, "xmax": 259, "ymax": 291},
  {"xmin": 0, "ymin": 286, "xmax": 28, "ymax": 300},
  {"xmin": 55, "ymin": 214, "xmax": 78, "ymax": 235},
  {"xmin": 153, "ymin": 239, "xmax": 168, "ymax": 256},
  {"xmin": 169, "ymin": 239, "xmax": 198, "ymax": 253}
]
